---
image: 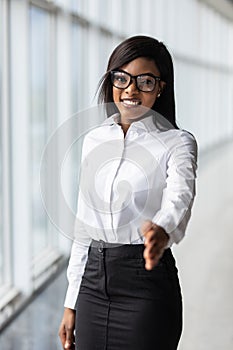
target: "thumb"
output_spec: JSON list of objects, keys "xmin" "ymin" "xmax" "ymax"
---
[{"xmin": 141, "ymin": 220, "xmax": 153, "ymax": 235}]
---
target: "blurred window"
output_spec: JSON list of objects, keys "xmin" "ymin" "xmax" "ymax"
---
[
  {"xmin": 29, "ymin": 6, "xmax": 51, "ymax": 258},
  {"xmin": 71, "ymin": 22, "xmax": 81, "ymax": 115}
]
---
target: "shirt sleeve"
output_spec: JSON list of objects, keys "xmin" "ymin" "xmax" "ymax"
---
[
  {"xmin": 152, "ymin": 130, "xmax": 198, "ymax": 246},
  {"xmin": 64, "ymin": 135, "xmax": 92, "ymax": 310},
  {"xmin": 64, "ymin": 236, "xmax": 90, "ymax": 309}
]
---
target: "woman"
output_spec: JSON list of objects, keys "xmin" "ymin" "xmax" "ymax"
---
[{"xmin": 59, "ymin": 35, "xmax": 197, "ymax": 350}]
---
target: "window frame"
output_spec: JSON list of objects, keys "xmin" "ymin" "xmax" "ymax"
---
[{"xmin": 0, "ymin": 0, "xmax": 13, "ymax": 296}]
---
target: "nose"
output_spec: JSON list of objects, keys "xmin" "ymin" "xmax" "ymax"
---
[{"xmin": 125, "ymin": 77, "xmax": 139, "ymax": 94}]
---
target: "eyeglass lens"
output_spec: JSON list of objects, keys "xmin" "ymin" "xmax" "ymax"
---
[{"xmin": 111, "ymin": 71, "xmax": 159, "ymax": 92}]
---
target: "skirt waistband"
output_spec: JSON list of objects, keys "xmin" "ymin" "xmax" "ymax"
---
[
  {"xmin": 90, "ymin": 239, "xmax": 171, "ymax": 260},
  {"xmin": 90, "ymin": 239, "xmax": 144, "ymax": 257}
]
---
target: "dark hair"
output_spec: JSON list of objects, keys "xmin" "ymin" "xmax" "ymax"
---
[{"xmin": 97, "ymin": 35, "xmax": 178, "ymax": 128}]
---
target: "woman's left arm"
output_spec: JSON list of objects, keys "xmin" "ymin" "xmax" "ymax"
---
[{"xmin": 142, "ymin": 131, "xmax": 198, "ymax": 270}]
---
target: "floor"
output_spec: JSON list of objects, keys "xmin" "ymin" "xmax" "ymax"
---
[
  {"xmin": 0, "ymin": 272, "xmax": 67, "ymax": 350},
  {"xmin": 0, "ymin": 140, "xmax": 233, "ymax": 350}
]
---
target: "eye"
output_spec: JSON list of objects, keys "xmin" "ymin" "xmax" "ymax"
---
[
  {"xmin": 140, "ymin": 77, "xmax": 155, "ymax": 86},
  {"xmin": 114, "ymin": 74, "xmax": 127, "ymax": 84}
]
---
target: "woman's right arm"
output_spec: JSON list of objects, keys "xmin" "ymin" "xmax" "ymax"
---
[
  {"xmin": 59, "ymin": 238, "xmax": 90, "ymax": 349},
  {"xmin": 59, "ymin": 132, "xmax": 94, "ymax": 348}
]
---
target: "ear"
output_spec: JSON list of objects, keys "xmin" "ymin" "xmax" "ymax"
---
[
  {"xmin": 159, "ymin": 81, "xmax": 166, "ymax": 93},
  {"xmin": 157, "ymin": 81, "xmax": 166, "ymax": 98}
]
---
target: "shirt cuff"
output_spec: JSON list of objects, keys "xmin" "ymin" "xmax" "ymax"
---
[
  {"xmin": 64, "ymin": 239, "xmax": 90, "ymax": 310},
  {"xmin": 152, "ymin": 202, "xmax": 193, "ymax": 247},
  {"xmin": 64, "ymin": 285, "xmax": 81, "ymax": 310}
]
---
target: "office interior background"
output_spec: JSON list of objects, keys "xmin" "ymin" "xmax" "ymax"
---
[{"xmin": 0, "ymin": 0, "xmax": 233, "ymax": 349}]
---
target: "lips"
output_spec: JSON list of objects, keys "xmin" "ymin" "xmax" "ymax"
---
[{"xmin": 121, "ymin": 99, "xmax": 142, "ymax": 107}]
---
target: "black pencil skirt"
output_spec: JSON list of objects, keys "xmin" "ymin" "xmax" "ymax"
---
[{"xmin": 75, "ymin": 240, "xmax": 182, "ymax": 350}]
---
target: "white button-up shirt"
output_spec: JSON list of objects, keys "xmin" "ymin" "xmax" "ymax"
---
[{"xmin": 64, "ymin": 113, "xmax": 198, "ymax": 309}]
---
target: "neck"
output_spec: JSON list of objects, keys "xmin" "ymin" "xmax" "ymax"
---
[{"xmin": 119, "ymin": 122, "xmax": 130, "ymax": 136}]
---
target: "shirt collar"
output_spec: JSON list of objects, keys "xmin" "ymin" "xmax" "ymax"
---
[
  {"xmin": 101, "ymin": 113, "xmax": 121, "ymax": 126},
  {"xmin": 102, "ymin": 110, "xmax": 176, "ymax": 133},
  {"xmin": 101, "ymin": 112, "xmax": 161, "ymax": 132}
]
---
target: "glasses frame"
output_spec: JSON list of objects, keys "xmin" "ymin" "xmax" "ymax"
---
[{"xmin": 110, "ymin": 70, "xmax": 161, "ymax": 93}]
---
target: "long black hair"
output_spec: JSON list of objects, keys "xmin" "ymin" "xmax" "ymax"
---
[{"xmin": 97, "ymin": 35, "xmax": 178, "ymax": 128}]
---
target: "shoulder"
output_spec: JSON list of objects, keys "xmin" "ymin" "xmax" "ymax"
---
[
  {"xmin": 176, "ymin": 129, "xmax": 198, "ymax": 156},
  {"xmin": 166, "ymin": 130, "xmax": 198, "ymax": 170},
  {"xmin": 159, "ymin": 128, "xmax": 198, "ymax": 156},
  {"xmin": 148, "ymin": 129, "xmax": 198, "ymax": 166},
  {"xmin": 173, "ymin": 128, "xmax": 197, "ymax": 144}
]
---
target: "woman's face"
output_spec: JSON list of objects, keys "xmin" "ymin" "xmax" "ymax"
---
[{"xmin": 112, "ymin": 57, "xmax": 165, "ymax": 123}]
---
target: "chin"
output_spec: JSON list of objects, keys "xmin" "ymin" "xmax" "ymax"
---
[{"xmin": 119, "ymin": 104, "xmax": 152, "ymax": 122}]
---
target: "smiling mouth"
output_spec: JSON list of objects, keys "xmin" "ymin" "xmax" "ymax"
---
[{"xmin": 121, "ymin": 99, "xmax": 142, "ymax": 107}]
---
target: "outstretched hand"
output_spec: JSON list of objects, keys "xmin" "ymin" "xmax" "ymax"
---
[{"xmin": 141, "ymin": 220, "xmax": 169, "ymax": 270}]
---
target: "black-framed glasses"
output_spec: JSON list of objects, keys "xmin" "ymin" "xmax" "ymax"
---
[{"xmin": 110, "ymin": 70, "xmax": 161, "ymax": 92}]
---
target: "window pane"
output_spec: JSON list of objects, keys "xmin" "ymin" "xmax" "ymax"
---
[
  {"xmin": 29, "ymin": 6, "xmax": 50, "ymax": 257},
  {"xmin": 71, "ymin": 22, "xmax": 80, "ymax": 115}
]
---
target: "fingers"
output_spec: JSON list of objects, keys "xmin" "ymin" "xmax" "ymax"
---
[
  {"xmin": 59, "ymin": 323, "xmax": 66, "ymax": 345},
  {"xmin": 144, "ymin": 243, "xmax": 165, "ymax": 270},
  {"xmin": 64, "ymin": 327, "xmax": 75, "ymax": 350},
  {"xmin": 59, "ymin": 308, "xmax": 76, "ymax": 350},
  {"xmin": 144, "ymin": 255, "xmax": 161, "ymax": 270},
  {"xmin": 144, "ymin": 235, "xmax": 165, "ymax": 270},
  {"xmin": 141, "ymin": 221, "xmax": 169, "ymax": 270},
  {"xmin": 143, "ymin": 227, "xmax": 157, "ymax": 246},
  {"xmin": 144, "ymin": 235, "xmax": 164, "ymax": 258},
  {"xmin": 59, "ymin": 323, "xmax": 75, "ymax": 350}
]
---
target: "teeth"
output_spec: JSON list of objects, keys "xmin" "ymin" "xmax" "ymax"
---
[{"xmin": 122, "ymin": 100, "xmax": 141, "ymax": 106}]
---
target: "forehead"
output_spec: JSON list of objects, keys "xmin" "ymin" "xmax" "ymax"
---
[{"xmin": 120, "ymin": 57, "xmax": 160, "ymax": 76}]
